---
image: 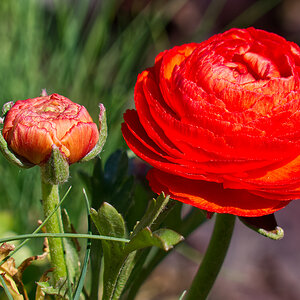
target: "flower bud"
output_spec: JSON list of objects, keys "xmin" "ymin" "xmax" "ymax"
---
[{"xmin": 2, "ymin": 93, "xmax": 102, "ymax": 166}]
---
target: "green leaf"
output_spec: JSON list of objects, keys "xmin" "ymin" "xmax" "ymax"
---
[
  {"xmin": 89, "ymin": 194, "xmax": 179, "ymax": 300},
  {"xmin": 90, "ymin": 203, "xmax": 127, "ymax": 300},
  {"xmin": 90, "ymin": 203, "xmax": 126, "ymax": 259},
  {"xmin": 133, "ymin": 193, "xmax": 170, "ymax": 234},
  {"xmin": 36, "ymin": 279, "xmax": 69, "ymax": 298},
  {"xmin": 36, "ymin": 282, "xmax": 57, "ymax": 295},
  {"xmin": 125, "ymin": 227, "xmax": 184, "ymax": 254},
  {"xmin": 63, "ymin": 238, "xmax": 80, "ymax": 282},
  {"xmin": 91, "ymin": 203, "xmax": 127, "ymax": 244},
  {"xmin": 153, "ymin": 228, "xmax": 184, "ymax": 250}
]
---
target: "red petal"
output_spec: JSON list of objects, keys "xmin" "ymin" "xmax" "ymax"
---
[
  {"xmin": 147, "ymin": 169, "xmax": 291, "ymax": 217},
  {"xmin": 9, "ymin": 123, "xmax": 54, "ymax": 164},
  {"xmin": 61, "ymin": 122, "xmax": 99, "ymax": 164}
]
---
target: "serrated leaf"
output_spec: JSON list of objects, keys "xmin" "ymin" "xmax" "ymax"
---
[
  {"xmin": 36, "ymin": 282, "xmax": 59, "ymax": 295},
  {"xmin": 133, "ymin": 193, "xmax": 170, "ymax": 234},
  {"xmin": 36, "ymin": 279, "xmax": 69, "ymax": 298},
  {"xmin": 125, "ymin": 227, "xmax": 183, "ymax": 254}
]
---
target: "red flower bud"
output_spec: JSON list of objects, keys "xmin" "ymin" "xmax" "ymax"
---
[
  {"xmin": 2, "ymin": 93, "xmax": 99, "ymax": 165},
  {"xmin": 122, "ymin": 27, "xmax": 300, "ymax": 217}
]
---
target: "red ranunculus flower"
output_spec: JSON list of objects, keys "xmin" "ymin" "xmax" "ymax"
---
[
  {"xmin": 3, "ymin": 93, "xmax": 99, "ymax": 165},
  {"xmin": 122, "ymin": 27, "xmax": 300, "ymax": 217}
]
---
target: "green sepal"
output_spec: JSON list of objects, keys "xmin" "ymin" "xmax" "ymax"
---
[
  {"xmin": 124, "ymin": 227, "xmax": 184, "ymax": 254},
  {"xmin": 239, "ymin": 214, "xmax": 284, "ymax": 240},
  {"xmin": 1, "ymin": 101, "xmax": 14, "ymax": 117},
  {"xmin": 80, "ymin": 103, "xmax": 107, "ymax": 163},
  {"xmin": 40, "ymin": 145, "xmax": 69, "ymax": 184},
  {"xmin": 0, "ymin": 131, "xmax": 33, "ymax": 169}
]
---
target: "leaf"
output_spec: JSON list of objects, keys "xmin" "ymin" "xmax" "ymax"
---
[
  {"xmin": 36, "ymin": 282, "xmax": 65, "ymax": 297},
  {"xmin": 124, "ymin": 227, "xmax": 184, "ymax": 254},
  {"xmin": 90, "ymin": 203, "xmax": 127, "ymax": 248},
  {"xmin": 63, "ymin": 239, "xmax": 81, "ymax": 282},
  {"xmin": 153, "ymin": 228, "xmax": 184, "ymax": 250},
  {"xmin": 36, "ymin": 277, "xmax": 70, "ymax": 298},
  {"xmin": 90, "ymin": 203, "xmax": 127, "ymax": 300},
  {"xmin": 133, "ymin": 193, "xmax": 170, "ymax": 234},
  {"xmin": 35, "ymin": 268, "xmax": 53, "ymax": 300}
]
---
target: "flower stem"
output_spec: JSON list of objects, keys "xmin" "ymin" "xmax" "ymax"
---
[
  {"xmin": 41, "ymin": 170, "xmax": 67, "ymax": 284},
  {"xmin": 185, "ymin": 213, "xmax": 235, "ymax": 300}
]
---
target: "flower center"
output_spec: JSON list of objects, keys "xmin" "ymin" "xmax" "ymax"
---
[{"xmin": 35, "ymin": 99, "xmax": 66, "ymax": 116}]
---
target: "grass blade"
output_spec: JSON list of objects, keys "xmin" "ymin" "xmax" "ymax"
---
[{"xmin": 73, "ymin": 189, "xmax": 92, "ymax": 300}]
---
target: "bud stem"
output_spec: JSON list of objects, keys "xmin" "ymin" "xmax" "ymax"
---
[
  {"xmin": 185, "ymin": 213, "xmax": 235, "ymax": 300},
  {"xmin": 41, "ymin": 169, "xmax": 67, "ymax": 284}
]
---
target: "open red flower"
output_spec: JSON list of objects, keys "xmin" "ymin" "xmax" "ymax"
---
[
  {"xmin": 122, "ymin": 27, "xmax": 300, "ymax": 217},
  {"xmin": 2, "ymin": 93, "xmax": 99, "ymax": 165}
]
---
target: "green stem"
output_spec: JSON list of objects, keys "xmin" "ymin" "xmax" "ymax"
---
[
  {"xmin": 41, "ymin": 170, "xmax": 67, "ymax": 284},
  {"xmin": 185, "ymin": 213, "xmax": 236, "ymax": 300}
]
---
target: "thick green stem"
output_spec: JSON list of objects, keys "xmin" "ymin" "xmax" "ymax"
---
[
  {"xmin": 185, "ymin": 213, "xmax": 235, "ymax": 300},
  {"xmin": 41, "ymin": 171, "xmax": 67, "ymax": 284}
]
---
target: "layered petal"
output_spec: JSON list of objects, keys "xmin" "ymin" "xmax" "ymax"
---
[
  {"xmin": 147, "ymin": 169, "xmax": 290, "ymax": 217},
  {"xmin": 122, "ymin": 27, "xmax": 300, "ymax": 216},
  {"xmin": 2, "ymin": 93, "xmax": 99, "ymax": 165}
]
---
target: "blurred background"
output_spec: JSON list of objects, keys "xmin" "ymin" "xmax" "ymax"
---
[{"xmin": 0, "ymin": 0, "xmax": 299, "ymax": 299}]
